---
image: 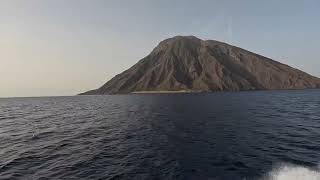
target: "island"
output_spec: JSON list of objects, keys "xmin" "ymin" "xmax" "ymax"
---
[{"xmin": 81, "ymin": 36, "xmax": 320, "ymax": 95}]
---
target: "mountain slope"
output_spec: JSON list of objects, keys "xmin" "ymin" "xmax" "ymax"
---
[{"xmin": 81, "ymin": 36, "xmax": 320, "ymax": 94}]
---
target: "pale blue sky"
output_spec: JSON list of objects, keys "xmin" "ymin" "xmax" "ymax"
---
[{"xmin": 0, "ymin": 0, "xmax": 319, "ymax": 97}]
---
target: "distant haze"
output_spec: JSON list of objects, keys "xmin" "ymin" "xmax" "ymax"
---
[{"xmin": 1, "ymin": 0, "xmax": 320, "ymax": 97}]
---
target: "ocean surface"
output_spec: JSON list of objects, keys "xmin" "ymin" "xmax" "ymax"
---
[{"xmin": 0, "ymin": 90, "xmax": 320, "ymax": 180}]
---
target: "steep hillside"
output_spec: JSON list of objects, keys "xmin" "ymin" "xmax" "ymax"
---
[{"xmin": 81, "ymin": 36, "xmax": 320, "ymax": 94}]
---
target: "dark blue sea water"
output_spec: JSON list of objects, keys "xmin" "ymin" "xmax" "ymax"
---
[{"xmin": 0, "ymin": 90, "xmax": 320, "ymax": 180}]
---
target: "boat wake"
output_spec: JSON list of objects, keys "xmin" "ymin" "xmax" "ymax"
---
[{"xmin": 259, "ymin": 163, "xmax": 320, "ymax": 180}]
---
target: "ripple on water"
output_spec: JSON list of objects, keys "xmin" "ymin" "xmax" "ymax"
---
[{"xmin": 0, "ymin": 91, "xmax": 319, "ymax": 179}]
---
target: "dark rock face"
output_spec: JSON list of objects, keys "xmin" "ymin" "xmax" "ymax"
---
[{"xmin": 81, "ymin": 36, "xmax": 320, "ymax": 95}]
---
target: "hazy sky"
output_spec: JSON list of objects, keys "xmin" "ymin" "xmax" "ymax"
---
[{"xmin": 1, "ymin": 0, "xmax": 319, "ymax": 97}]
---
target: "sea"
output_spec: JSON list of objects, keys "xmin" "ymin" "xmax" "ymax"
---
[{"xmin": 0, "ymin": 90, "xmax": 320, "ymax": 180}]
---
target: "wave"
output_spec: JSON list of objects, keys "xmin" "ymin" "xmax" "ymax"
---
[{"xmin": 258, "ymin": 163, "xmax": 320, "ymax": 180}]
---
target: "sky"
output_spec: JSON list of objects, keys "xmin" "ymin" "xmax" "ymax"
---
[{"xmin": 0, "ymin": 0, "xmax": 319, "ymax": 97}]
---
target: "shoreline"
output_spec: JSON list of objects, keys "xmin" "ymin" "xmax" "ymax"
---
[{"xmin": 131, "ymin": 90, "xmax": 203, "ymax": 94}]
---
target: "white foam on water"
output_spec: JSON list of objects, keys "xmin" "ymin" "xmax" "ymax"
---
[{"xmin": 259, "ymin": 164, "xmax": 320, "ymax": 180}]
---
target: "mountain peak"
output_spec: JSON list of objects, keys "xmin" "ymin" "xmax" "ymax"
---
[
  {"xmin": 152, "ymin": 35, "xmax": 203, "ymax": 54},
  {"xmin": 81, "ymin": 36, "xmax": 320, "ymax": 95},
  {"xmin": 166, "ymin": 35, "xmax": 202, "ymax": 41}
]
